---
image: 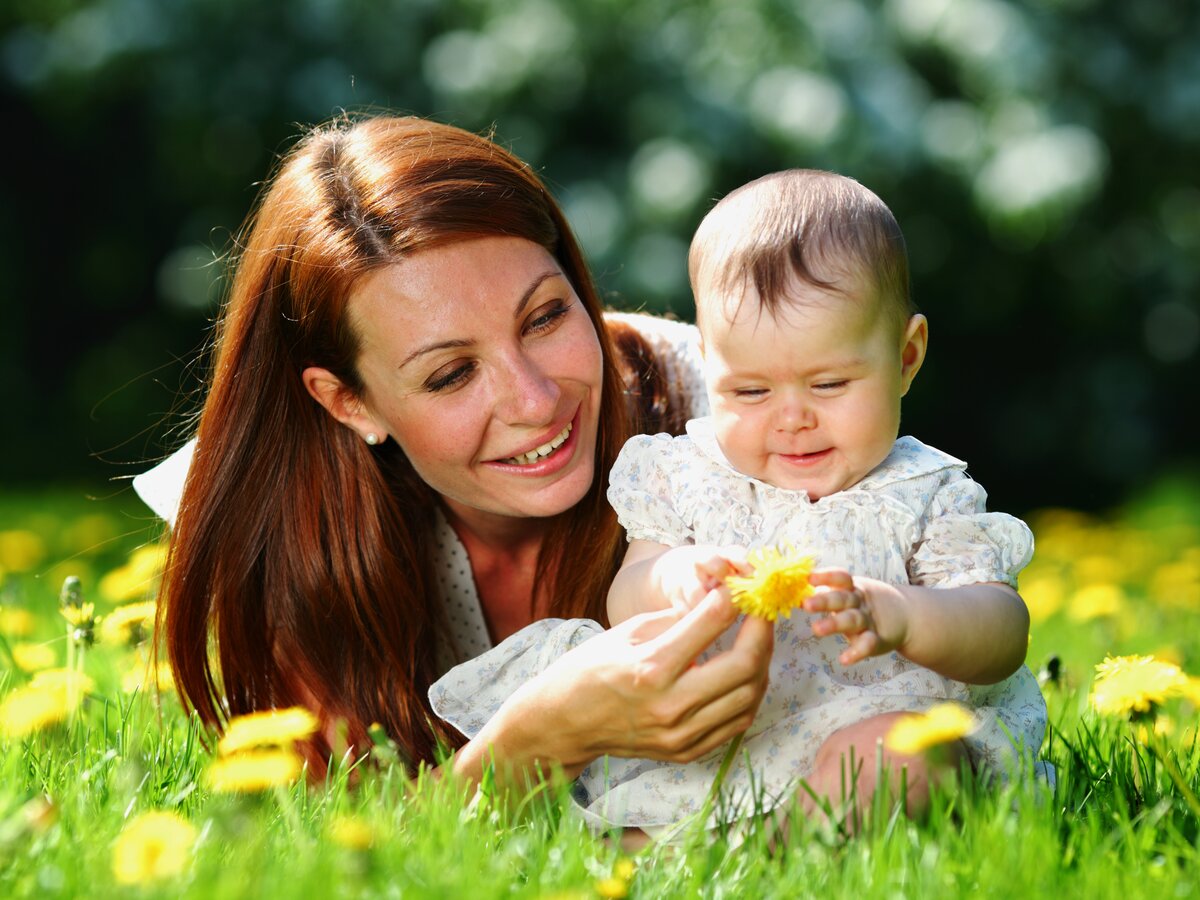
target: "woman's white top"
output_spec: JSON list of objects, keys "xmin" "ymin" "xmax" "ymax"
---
[{"xmin": 430, "ymin": 417, "xmax": 1049, "ymax": 828}]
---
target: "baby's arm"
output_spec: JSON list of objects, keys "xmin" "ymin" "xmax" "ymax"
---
[
  {"xmin": 803, "ymin": 572, "xmax": 1029, "ymax": 685},
  {"xmin": 608, "ymin": 541, "xmax": 750, "ymax": 625}
]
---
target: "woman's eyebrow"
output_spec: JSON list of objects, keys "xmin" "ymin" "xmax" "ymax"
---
[
  {"xmin": 398, "ymin": 270, "xmax": 564, "ymax": 369},
  {"xmin": 399, "ymin": 337, "xmax": 472, "ymax": 369},
  {"xmin": 512, "ymin": 270, "xmax": 563, "ymax": 319}
]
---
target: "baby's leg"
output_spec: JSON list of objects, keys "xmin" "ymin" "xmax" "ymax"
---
[{"xmin": 791, "ymin": 712, "xmax": 970, "ymax": 832}]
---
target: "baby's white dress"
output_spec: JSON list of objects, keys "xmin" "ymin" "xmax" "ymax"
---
[{"xmin": 430, "ymin": 417, "xmax": 1048, "ymax": 828}]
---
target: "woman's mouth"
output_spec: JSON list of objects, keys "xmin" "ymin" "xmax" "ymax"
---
[{"xmin": 500, "ymin": 422, "xmax": 573, "ymax": 466}]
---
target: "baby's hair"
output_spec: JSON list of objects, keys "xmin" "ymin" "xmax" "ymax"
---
[{"xmin": 688, "ymin": 169, "xmax": 914, "ymax": 329}]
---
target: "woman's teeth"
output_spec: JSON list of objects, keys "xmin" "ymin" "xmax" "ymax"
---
[{"xmin": 503, "ymin": 423, "xmax": 572, "ymax": 465}]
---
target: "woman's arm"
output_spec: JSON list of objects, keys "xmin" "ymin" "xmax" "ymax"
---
[
  {"xmin": 804, "ymin": 570, "xmax": 1030, "ymax": 685},
  {"xmin": 448, "ymin": 586, "xmax": 774, "ymax": 787}
]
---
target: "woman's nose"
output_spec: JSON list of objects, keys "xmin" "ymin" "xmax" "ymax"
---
[{"xmin": 497, "ymin": 353, "xmax": 560, "ymax": 424}]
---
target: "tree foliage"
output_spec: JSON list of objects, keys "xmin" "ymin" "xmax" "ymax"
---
[{"xmin": 2, "ymin": 0, "xmax": 1197, "ymax": 510}]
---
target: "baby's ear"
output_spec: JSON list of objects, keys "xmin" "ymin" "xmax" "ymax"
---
[{"xmin": 899, "ymin": 314, "xmax": 928, "ymax": 396}]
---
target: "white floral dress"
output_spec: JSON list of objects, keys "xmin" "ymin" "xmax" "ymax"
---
[{"xmin": 430, "ymin": 417, "xmax": 1048, "ymax": 828}]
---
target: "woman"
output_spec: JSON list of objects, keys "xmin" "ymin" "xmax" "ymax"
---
[{"xmin": 135, "ymin": 115, "xmax": 773, "ymax": 795}]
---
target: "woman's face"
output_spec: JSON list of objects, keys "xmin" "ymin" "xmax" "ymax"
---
[{"xmin": 346, "ymin": 236, "xmax": 604, "ymax": 532}]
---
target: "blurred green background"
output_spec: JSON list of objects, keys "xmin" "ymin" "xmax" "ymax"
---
[{"xmin": 2, "ymin": 0, "xmax": 1197, "ymax": 516}]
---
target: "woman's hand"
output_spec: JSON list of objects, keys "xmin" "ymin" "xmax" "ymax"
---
[{"xmin": 460, "ymin": 586, "xmax": 773, "ymax": 783}]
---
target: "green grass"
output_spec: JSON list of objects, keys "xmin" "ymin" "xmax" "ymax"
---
[{"xmin": 1, "ymin": 483, "xmax": 1199, "ymax": 898}]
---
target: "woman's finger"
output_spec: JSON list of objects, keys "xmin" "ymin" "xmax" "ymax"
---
[
  {"xmin": 646, "ymin": 585, "xmax": 742, "ymax": 677},
  {"xmin": 641, "ymin": 681, "xmax": 762, "ymax": 761},
  {"xmin": 674, "ymin": 613, "xmax": 773, "ymax": 707}
]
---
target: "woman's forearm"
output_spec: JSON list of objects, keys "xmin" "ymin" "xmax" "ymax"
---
[
  {"xmin": 447, "ymin": 588, "xmax": 774, "ymax": 788},
  {"xmin": 447, "ymin": 674, "xmax": 591, "ymax": 789},
  {"xmin": 893, "ymin": 582, "xmax": 1030, "ymax": 684}
]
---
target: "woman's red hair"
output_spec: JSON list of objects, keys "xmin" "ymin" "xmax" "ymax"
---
[{"xmin": 160, "ymin": 115, "xmax": 678, "ymax": 775}]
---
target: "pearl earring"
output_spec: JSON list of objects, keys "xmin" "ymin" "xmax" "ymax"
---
[{"xmin": 365, "ymin": 432, "xmax": 380, "ymax": 446}]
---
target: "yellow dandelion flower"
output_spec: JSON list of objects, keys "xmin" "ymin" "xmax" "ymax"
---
[
  {"xmin": 218, "ymin": 706, "xmax": 319, "ymax": 755},
  {"xmin": 1021, "ymin": 573, "xmax": 1065, "ymax": 622},
  {"xmin": 1149, "ymin": 645, "xmax": 1184, "ymax": 667},
  {"xmin": 613, "ymin": 859, "xmax": 636, "ymax": 880},
  {"xmin": 63, "ymin": 513, "xmax": 120, "ymax": 556},
  {"xmin": 328, "ymin": 814, "xmax": 375, "ymax": 850},
  {"xmin": 1075, "ymin": 555, "xmax": 1123, "ymax": 585},
  {"xmin": 725, "ymin": 545, "xmax": 815, "ymax": 621},
  {"xmin": 122, "ymin": 662, "xmax": 176, "ymax": 694},
  {"xmin": 11, "ymin": 642, "xmax": 56, "ymax": 672},
  {"xmin": 594, "ymin": 877, "xmax": 629, "ymax": 899},
  {"xmin": 1150, "ymin": 560, "xmax": 1200, "ymax": 609},
  {"xmin": 1179, "ymin": 677, "xmax": 1200, "ymax": 707},
  {"xmin": 1067, "ymin": 583, "xmax": 1124, "ymax": 621},
  {"xmin": 1089, "ymin": 654, "xmax": 1188, "ymax": 716},
  {"xmin": 0, "ymin": 608, "xmax": 35, "ymax": 637},
  {"xmin": 60, "ymin": 601, "xmax": 96, "ymax": 627},
  {"xmin": 0, "ymin": 530, "xmax": 47, "ymax": 573},
  {"xmin": 205, "ymin": 748, "xmax": 304, "ymax": 793},
  {"xmin": 112, "ymin": 810, "xmax": 197, "ymax": 885},
  {"xmin": 99, "ymin": 543, "xmax": 169, "ymax": 603},
  {"xmin": 100, "ymin": 601, "xmax": 157, "ymax": 646},
  {"xmin": 29, "ymin": 668, "xmax": 95, "ymax": 695},
  {"xmin": 884, "ymin": 702, "xmax": 978, "ymax": 755},
  {"xmin": 0, "ymin": 685, "xmax": 72, "ymax": 738}
]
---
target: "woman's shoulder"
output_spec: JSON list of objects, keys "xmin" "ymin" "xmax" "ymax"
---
[
  {"xmin": 603, "ymin": 310, "xmax": 709, "ymax": 429},
  {"xmin": 132, "ymin": 438, "xmax": 196, "ymax": 527}
]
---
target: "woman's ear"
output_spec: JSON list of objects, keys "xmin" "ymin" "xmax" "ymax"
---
[
  {"xmin": 301, "ymin": 366, "xmax": 388, "ymax": 445},
  {"xmin": 899, "ymin": 314, "xmax": 928, "ymax": 397}
]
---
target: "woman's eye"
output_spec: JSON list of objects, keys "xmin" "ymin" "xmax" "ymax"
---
[
  {"xmin": 425, "ymin": 362, "xmax": 475, "ymax": 392},
  {"xmin": 526, "ymin": 301, "xmax": 570, "ymax": 334}
]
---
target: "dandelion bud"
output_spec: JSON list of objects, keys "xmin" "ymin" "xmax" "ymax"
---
[{"xmin": 59, "ymin": 575, "xmax": 83, "ymax": 612}]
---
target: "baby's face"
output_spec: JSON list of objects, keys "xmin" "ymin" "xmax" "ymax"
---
[{"xmin": 699, "ymin": 277, "xmax": 926, "ymax": 500}]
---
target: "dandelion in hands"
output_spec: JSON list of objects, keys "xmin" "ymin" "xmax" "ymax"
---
[{"xmin": 725, "ymin": 544, "xmax": 816, "ymax": 621}]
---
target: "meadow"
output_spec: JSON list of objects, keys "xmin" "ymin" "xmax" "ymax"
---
[{"xmin": 1, "ymin": 481, "xmax": 1199, "ymax": 898}]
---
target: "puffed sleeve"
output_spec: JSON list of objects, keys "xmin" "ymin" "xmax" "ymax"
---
[
  {"xmin": 428, "ymin": 618, "xmax": 604, "ymax": 739},
  {"xmin": 908, "ymin": 474, "xmax": 1034, "ymax": 589},
  {"xmin": 606, "ymin": 433, "xmax": 695, "ymax": 546}
]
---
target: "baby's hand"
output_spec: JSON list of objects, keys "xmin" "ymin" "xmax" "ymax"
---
[
  {"xmin": 803, "ymin": 568, "xmax": 909, "ymax": 666},
  {"xmin": 654, "ymin": 545, "xmax": 751, "ymax": 614}
]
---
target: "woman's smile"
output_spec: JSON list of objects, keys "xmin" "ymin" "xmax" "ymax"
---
[{"xmin": 494, "ymin": 417, "xmax": 575, "ymax": 467}]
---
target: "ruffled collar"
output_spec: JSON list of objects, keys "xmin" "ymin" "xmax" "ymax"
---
[{"xmin": 684, "ymin": 417, "xmax": 966, "ymax": 499}]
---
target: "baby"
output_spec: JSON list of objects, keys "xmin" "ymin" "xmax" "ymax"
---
[{"xmin": 431, "ymin": 170, "xmax": 1047, "ymax": 831}]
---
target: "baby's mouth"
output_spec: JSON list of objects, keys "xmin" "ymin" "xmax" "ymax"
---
[{"xmin": 501, "ymin": 422, "xmax": 572, "ymax": 466}]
